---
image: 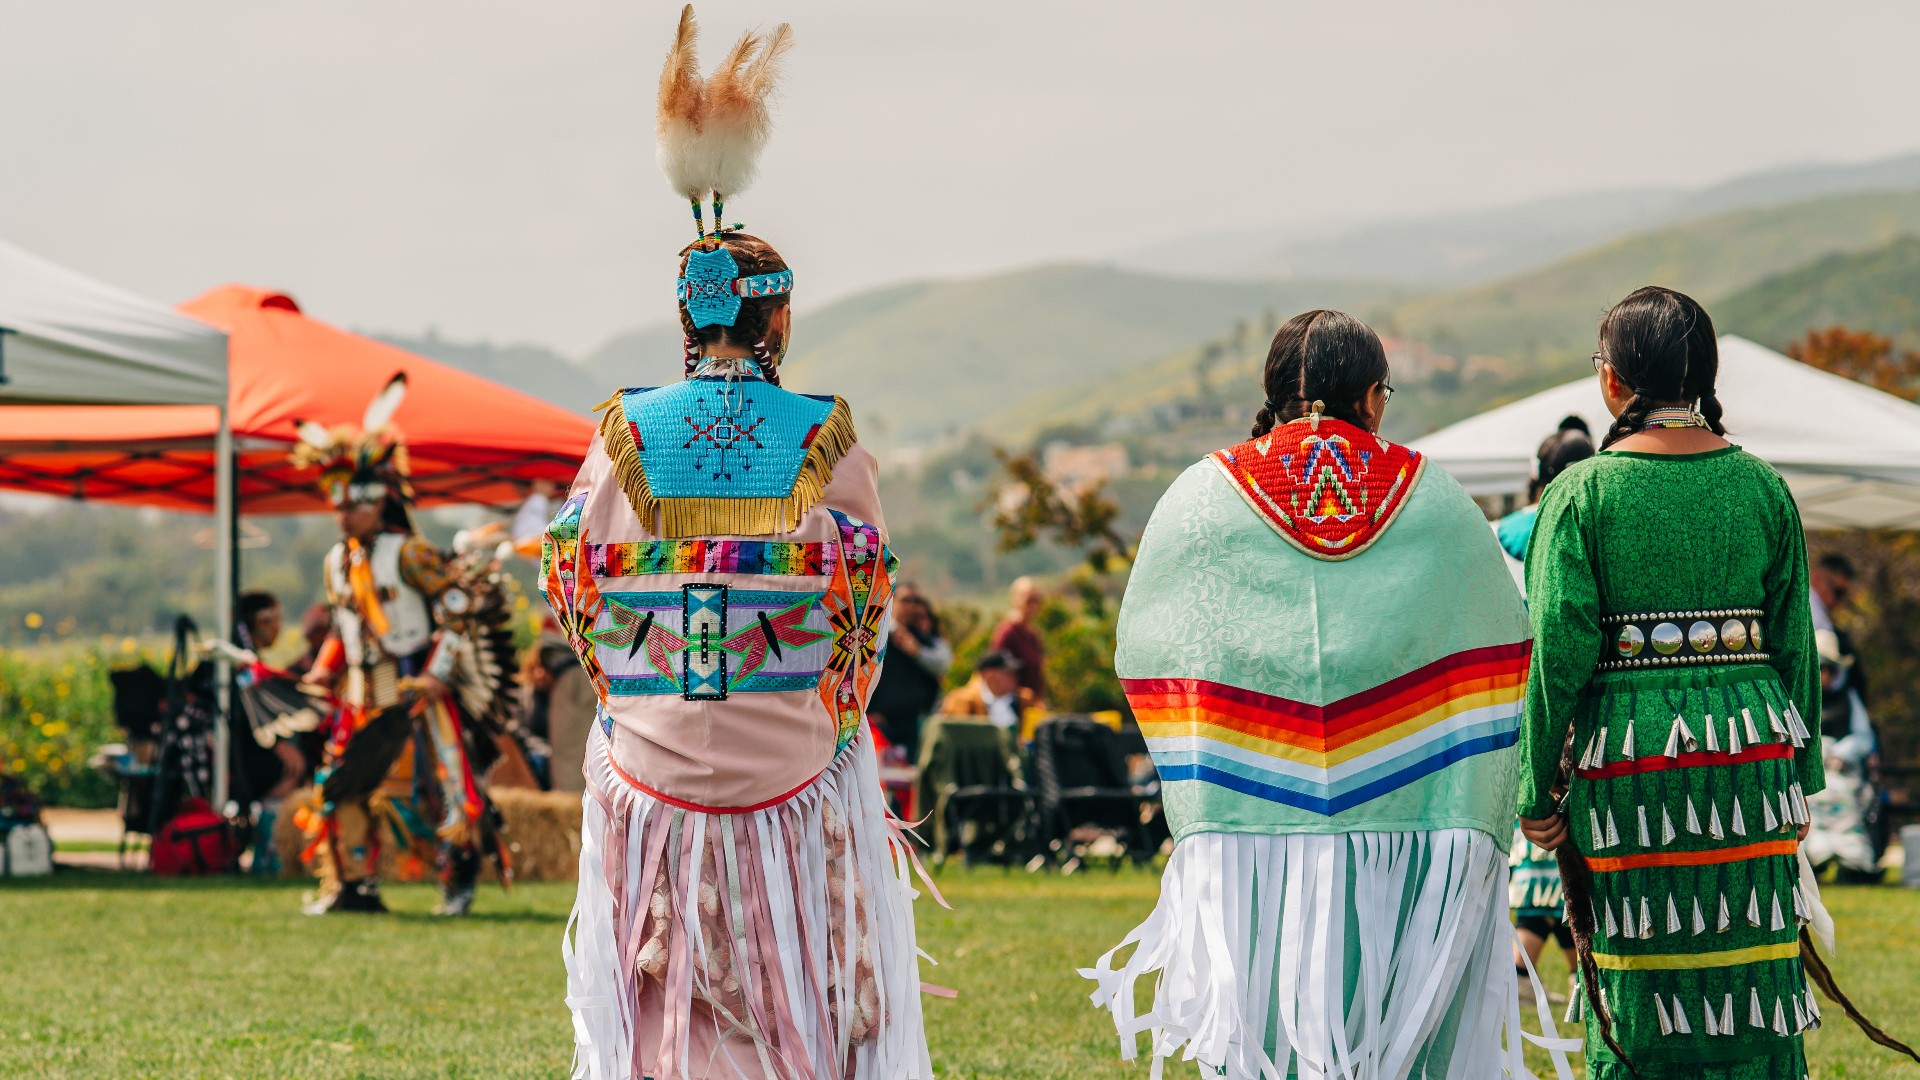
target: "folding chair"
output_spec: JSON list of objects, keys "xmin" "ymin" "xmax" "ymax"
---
[
  {"xmin": 915, "ymin": 715, "xmax": 1036, "ymax": 867},
  {"xmin": 1029, "ymin": 715, "xmax": 1161, "ymax": 869}
]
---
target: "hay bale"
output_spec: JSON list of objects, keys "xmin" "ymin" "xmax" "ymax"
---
[
  {"xmin": 271, "ymin": 785, "xmax": 583, "ymax": 883},
  {"xmin": 492, "ymin": 787, "xmax": 583, "ymax": 883}
]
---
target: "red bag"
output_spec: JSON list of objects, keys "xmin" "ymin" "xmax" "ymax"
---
[{"xmin": 150, "ymin": 797, "xmax": 238, "ymax": 876}]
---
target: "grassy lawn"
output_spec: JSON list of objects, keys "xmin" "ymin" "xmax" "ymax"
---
[{"xmin": 1, "ymin": 867, "xmax": 1917, "ymax": 1078}]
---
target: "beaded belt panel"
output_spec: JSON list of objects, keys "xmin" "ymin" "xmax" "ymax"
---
[{"xmin": 1598, "ymin": 608, "xmax": 1768, "ymax": 672}]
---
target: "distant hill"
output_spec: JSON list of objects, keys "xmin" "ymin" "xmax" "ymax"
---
[
  {"xmin": 372, "ymin": 330, "xmax": 600, "ymax": 415},
  {"xmin": 1715, "ymin": 237, "xmax": 1920, "ymax": 352},
  {"xmin": 586, "ymin": 264, "xmax": 1396, "ymax": 450},
  {"xmin": 1382, "ymin": 187, "xmax": 1920, "ymax": 362},
  {"xmin": 1121, "ymin": 150, "xmax": 1920, "ymax": 289},
  {"xmin": 581, "ymin": 322, "xmax": 697, "ymax": 392},
  {"xmin": 978, "ymin": 187, "xmax": 1920, "ymax": 450}
]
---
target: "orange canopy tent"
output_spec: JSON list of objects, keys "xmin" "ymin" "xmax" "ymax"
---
[{"xmin": 0, "ymin": 285, "xmax": 595, "ymax": 512}]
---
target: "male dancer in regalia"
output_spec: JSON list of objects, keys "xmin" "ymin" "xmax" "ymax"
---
[{"xmin": 292, "ymin": 375, "xmax": 514, "ymax": 915}]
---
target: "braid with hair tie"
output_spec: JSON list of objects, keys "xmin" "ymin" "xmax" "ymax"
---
[
  {"xmin": 1696, "ymin": 389, "xmax": 1726, "ymax": 435},
  {"xmin": 683, "ymin": 334, "xmax": 703, "ymax": 379},
  {"xmin": 1250, "ymin": 398, "xmax": 1281, "ymax": 439},
  {"xmin": 1601, "ymin": 392, "xmax": 1656, "ymax": 449},
  {"xmin": 750, "ymin": 336, "xmax": 784, "ymax": 387}
]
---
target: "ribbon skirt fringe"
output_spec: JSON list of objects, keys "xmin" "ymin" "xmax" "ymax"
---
[
  {"xmin": 1082, "ymin": 829, "xmax": 1568, "ymax": 1080},
  {"xmin": 565, "ymin": 728, "xmax": 931, "ymax": 1080}
]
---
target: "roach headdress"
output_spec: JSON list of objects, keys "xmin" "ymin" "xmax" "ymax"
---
[
  {"xmin": 657, "ymin": 5, "xmax": 795, "ymax": 329},
  {"xmin": 291, "ymin": 371, "xmax": 417, "ymax": 530}
]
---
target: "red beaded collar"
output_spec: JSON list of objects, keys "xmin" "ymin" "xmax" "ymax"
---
[{"xmin": 1210, "ymin": 416, "xmax": 1426, "ymax": 561}]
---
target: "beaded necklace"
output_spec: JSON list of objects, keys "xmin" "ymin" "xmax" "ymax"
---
[{"xmin": 1640, "ymin": 405, "xmax": 1706, "ymax": 430}]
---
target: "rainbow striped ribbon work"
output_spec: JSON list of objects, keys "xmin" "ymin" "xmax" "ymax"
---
[
  {"xmin": 588, "ymin": 539, "xmax": 837, "ymax": 579},
  {"xmin": 1124, "ymin": 642, "xmax": 1528, "ymax": 816}
]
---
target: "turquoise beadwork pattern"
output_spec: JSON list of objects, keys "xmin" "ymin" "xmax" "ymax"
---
[{"xmin": 619, "ymin": 380, "xmax": 839, "ymax": 501}]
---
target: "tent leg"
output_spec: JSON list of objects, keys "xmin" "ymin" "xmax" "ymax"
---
[{"xmin": 213, "ymin": 408, "xmax": 234, "ymax": 813}]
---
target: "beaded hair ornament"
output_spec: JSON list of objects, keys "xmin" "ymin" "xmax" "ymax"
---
[{"xmin": 657, "ymin": 6, "xmax": 795, "ymax": 333}]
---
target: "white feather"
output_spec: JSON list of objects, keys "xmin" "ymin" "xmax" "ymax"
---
[
  {"xmin": 295, "ymin": 420, "xmax": 334, "ymax": 450},
  {"xmin": 655, "ymin": 4, "xmax": 709, "ymax": 200},
  {"xmin": 703, "ymin": 25, "xmax": 790, "ymax": 200},
  {"xmin": 361, "ymin": 372, "xmax": 409, "ymax": 433}
]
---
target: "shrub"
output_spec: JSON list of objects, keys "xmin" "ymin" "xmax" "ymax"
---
[{"xmin": 0, "ymin": 643, "xmax": 139, "ymax": 808}]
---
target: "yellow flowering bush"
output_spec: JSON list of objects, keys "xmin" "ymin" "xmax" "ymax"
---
[{"xmin": 0, "ymin": 645, "xmax": 127, "ymax": 807}]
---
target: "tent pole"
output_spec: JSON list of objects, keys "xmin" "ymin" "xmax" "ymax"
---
[{"xmin": 213, "ymin": 407, "xmax": 234, "ymax": 812}]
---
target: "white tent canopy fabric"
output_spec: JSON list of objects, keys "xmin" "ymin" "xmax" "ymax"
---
[
  {"xmin": 0, "ymin": 236, "xmax": 236, "ymax": 805},
  {"xmin": 1415, "ymin": 335, "xmax": 1920, "ymax": 530},
  {"xmin": 0, "ymin": 238, "xmax": 227, "ymax": 406}
]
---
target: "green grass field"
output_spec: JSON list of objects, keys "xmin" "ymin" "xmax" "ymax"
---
[{"xmin": 2, "ymin": 868, "xmax": 1917, "ymax": 1078}]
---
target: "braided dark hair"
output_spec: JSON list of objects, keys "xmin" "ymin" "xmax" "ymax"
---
[
  {"xmin": 1595, "ymin": 286, "xmax": 1725, "ymax": 449},
  {"xmin": 1251, "ymin": 310, "xmax": 1390, "ymax": 438},
  {"xmin": 675, "ymin": 232, "xmax": 792, "ymax": 384}
]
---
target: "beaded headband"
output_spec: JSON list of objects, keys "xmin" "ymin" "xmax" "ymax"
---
[{"xmin": 675, "ymin": 246, "xmax": 795, "ymax": 329}]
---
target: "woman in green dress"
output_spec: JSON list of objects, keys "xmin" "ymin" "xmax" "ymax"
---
[{"xmin": 1517, "ymin": 286, "xmax": 1823, "ymax": 1080}]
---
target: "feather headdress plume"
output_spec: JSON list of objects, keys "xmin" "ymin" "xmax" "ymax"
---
[
  {"xmin": 290, "ymin": 372, "xmax": 416, "ymax": 520},
  {"xmin": 655, "ymin": 5, "xmax": 792, "ymax": 241}
]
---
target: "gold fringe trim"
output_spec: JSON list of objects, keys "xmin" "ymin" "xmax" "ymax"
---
[
  {"xmin": 599, "ymin": 392, "xmax": 857, "ymax": 538},
  {"xmin": 598, "ymin": 400, "xmax": 658, "ymax": 526}
]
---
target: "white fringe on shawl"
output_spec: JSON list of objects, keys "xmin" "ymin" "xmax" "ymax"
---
[
  {"xmin": 1081, "ymin": 829, "xmax": 1581, "ymax": 1080},
  {"xmin": 565, "ymin": 726, "xmax": 931, "ymax": 1080}
]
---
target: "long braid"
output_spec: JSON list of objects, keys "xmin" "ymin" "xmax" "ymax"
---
[
  {"xmin": 1556, "ymin": 836, "xmax": 1643, "ymax": 1077},
  {"xmin": 1599, "ymin": 392, "xmax": 1655, "ymax": 449},
  {"xmin": 750, "ymin": 335, "xmax": 783, "ymax": 387},
  {"xmin": 1800, "ymin": 928, "xmax": 1920, "ymax": 1062},
  {"xmin": 1696, "ymin": 389, "xmax": 1727, "ymax": 435},
  {"xmin": 1249, "ymin": 401, "xmax": 1279, "ymax": 439}
]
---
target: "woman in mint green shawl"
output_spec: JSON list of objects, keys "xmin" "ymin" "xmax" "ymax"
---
[{"xmin": 1086, "ymin": 311, "xmax": 1575, "ymax": 1079}]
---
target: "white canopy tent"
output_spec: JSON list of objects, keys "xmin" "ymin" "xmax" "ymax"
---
[
  {"xmin": 0, "ymin": 238, "xmax": 227, "ymax": 406},
  {"xmin": 1415, "ymin": 335, "xmax": 1920, "ymax": 530},
  {"xmin": 0, "ymin": 238, "xmax": 237, "ymax": 807}
]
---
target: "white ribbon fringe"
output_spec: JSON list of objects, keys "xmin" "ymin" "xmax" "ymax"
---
[
  {"xmin": 563, "ymin": 728, "xmax": 931, "ymax": 1079},
  {"xmin": 1080, "ymin": 829, "xmax": 1579, "ymax": 1079}
]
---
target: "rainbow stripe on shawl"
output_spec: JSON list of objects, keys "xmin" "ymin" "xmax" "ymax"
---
[
  {"xmin": 1115, "ymin": 452, "xmax": 1528, "ymax": 844},
  {"xmin": 1124, "ymin": 642, "xmax": 1528, "ymax": 816}
]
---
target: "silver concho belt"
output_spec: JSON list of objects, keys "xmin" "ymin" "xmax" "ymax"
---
[{"xmin": 1598, "ymin": 608, "xmax": 1768, "ymax": 672}]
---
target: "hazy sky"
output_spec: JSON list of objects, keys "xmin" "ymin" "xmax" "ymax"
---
[{"xmin": 1, "ymin": 1, "xmax": 1915, "ymax": 355}]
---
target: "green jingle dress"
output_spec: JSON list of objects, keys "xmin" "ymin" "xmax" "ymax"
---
[{"xmin": 1519, "ymin": 446, "xmax": 1823, "ymax": 1080}]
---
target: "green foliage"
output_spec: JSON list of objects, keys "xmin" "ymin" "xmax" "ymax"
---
[
  {"xmin": 0, "ymin": 644, "xmax": 137, "ymax": 808},
  {"xmin": 941, "ymin": 585, "xmax": 1124, "ymax": 715},
  {"xmin": 0, "ymin": 503, "xmax": 341, "ymax": 649},
  {"xmin": 1716, "ymin": 236, "xmax": 1920, "ymax": 353}
]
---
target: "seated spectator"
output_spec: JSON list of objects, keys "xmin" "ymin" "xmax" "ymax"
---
[
  {"xmin": 866, "ymin": 585, "xmax": 953, "ymax": 763},
  {"xmin": 232, "ymin": 591, "xmax": 307, "ymax": 874},
  {"xmin": 939, "ymin": 650, "xmax": 1035, "ymax": 735},
  {"xmin": 235, "ymin": 591, "xmax": 307, "ymax": 802}
]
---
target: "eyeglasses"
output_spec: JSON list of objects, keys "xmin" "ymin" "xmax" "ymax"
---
[
  {"xmin": 1380, "ymin": 380, "xmax": 1395, "ymax": 404},
  {"xmin": 1591, "ymin": 352, "xmax": 1607, "ymax": 374}
]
